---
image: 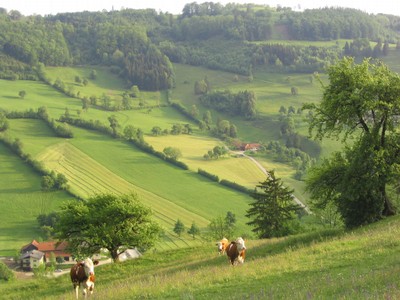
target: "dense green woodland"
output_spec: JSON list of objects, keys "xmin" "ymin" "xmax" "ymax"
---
[{"xmin": 1, "ymin": 3, "xmax": 400, "ymax": 87}]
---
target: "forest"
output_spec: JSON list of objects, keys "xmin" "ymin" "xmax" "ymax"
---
[{"xmin": 1, "ymin": 3, "xmax": 400, "ymax": 89}]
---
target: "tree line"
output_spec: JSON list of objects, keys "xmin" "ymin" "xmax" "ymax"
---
[{"xmin": 1, "ymin": 5, "xmax": 400, "ymax": 87}]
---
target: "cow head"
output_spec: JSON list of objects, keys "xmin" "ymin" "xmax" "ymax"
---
[{"xmin": 216, "ymin": 237, "xmax": 229, "ymax": 254}]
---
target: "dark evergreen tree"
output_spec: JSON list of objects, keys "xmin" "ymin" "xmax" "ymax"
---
[
  {"xmin": 246, "ymin": 170, "xmax": 300, "ymax": 238},
  {"xmin": 173, "ymin": 219, "xmax": 185, "ymax": 236}
]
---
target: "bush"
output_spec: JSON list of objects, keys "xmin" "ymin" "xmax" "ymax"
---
[
  {"xmin": 198, "ymin": 168, "xmax": 219, "ymax": 182},
  {"xmin": 0, "ymin": 261, "xmax": 15, "ymax": 282},
  {"xmin": 219, "ymin": 179, "xmax": 252, "ymax": 194}
]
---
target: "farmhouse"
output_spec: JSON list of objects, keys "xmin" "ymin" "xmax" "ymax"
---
[
  {"xmin": 20, "ymin": 250, "xmax": 45, "ymax": 271},
  {"xmin": 243, "ymin": 143, "xmax": 261, "ymax": 151},
  {"xmin": 20, "ymin": 240, "xmax": 73, "ymax": 270}
]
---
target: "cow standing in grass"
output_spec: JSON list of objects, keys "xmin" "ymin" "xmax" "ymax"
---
[
  {"xmin": 70, "ymin": 258, "xmax": 99, "ymax": 299},
  {"xmin": 217, "ymin": 237, "xmax": 246, "ymax": 265},
  {"xmin": 226, "ymin": 237, "xmax": 246, "ymax": 265}
]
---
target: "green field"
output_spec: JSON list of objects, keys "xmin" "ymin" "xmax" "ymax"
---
[
  {"xmin": 4, "ymin": 118, "xmax": 254, "ymax": 249},
  {"xmin": 1, "ymin": 215, "xmax": 399, "ymax": 299},
  {"xmin": 2, "ymin": 49, "xmax": 399, "ymax": 256},
  {"xmin": 0, "ymin": 61, "xmax": 338, "ymax": 255},
  {"xmin": 0, "ymin": 142, "xmax": 73, "ymax": 256},
  {"xmin": 45, "ymin": 66, "xmax": 166, "ymax": 108}
]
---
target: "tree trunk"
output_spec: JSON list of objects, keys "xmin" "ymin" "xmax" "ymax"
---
[
  {"xmin": 110, "ymin": 249, "xmax": 120, "ymax": 262},
  {"xmin": 382, "ymin": 188, "xmax": 396, "ymax": 216}
]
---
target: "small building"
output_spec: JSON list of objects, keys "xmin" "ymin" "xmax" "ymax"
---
[
  {"xmin": 20, "ymin": 250, "xmax": 45, "ymax": 271},
  {"xmin": 118, "ymin": 248, "xmax": 142, "ymax": 262},
  {"xmin": 36, "ymin": 240, "xmax": 73, "ymax": 262},
  {"xmin": 243, "ymin": 143, "xmax": 261, "ymax": 151},
  {"xmin": 20, "ymin": 240, "xmax": 73, "ymax": 269}
]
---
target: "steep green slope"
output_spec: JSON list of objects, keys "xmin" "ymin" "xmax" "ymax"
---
[
  {"xmin": 1, "ymin": 216, "xmax": 399, "ymax": 299},
  {"xmin": 0, "ymin": 141, "xmax": 74, "ymax": 256},
  {"xmin": 3, "ymin": 118, "xmax": 253, "ymax": 246}
]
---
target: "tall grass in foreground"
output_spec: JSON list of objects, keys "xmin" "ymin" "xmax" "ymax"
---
[{"xmin": 2, "ymin": 216, "xmax": 399, "ymax": 299}]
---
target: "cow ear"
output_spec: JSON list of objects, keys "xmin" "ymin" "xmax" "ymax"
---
[{"xmin": 93, "ymin": 260, "xmax": 99, "ymax": 265}]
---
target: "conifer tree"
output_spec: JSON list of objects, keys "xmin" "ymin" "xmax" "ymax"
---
[{"xmin": 246, "ymin": 170, "xmax": 300, "ymax": 238}]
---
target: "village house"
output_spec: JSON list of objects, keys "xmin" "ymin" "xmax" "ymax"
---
[
  {"xmin": 243, "ymin": 143, "xmax": 261, "ymax": 151},
  {"xmin": 20, "ymin": 250, "xmax": 45, "ymax": 271},
  {"xmin": 20, "ymin": 240, "xmax": 73, "ymax": 270}
]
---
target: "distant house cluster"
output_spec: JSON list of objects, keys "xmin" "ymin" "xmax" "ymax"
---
[
  {"xmin": 20, "ymin": 240, "xmax": 73, "ymax": 271},
  {"xmin": 243, "ymin": 143, "xmax": 261, "ymax": 151}
]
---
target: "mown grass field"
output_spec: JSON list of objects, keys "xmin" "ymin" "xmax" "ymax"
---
[
  {"xmin": 146, "ymin": 134, "xmax": 267, "ymax": 188},
  {"xmin": 2, "ymin": 48, "xmax": 400, "ymax": 256},
  {"xmin": 1, "ymin": 215, "xmax": 399, "ymax": 299},
  {"xmin": 0, "ymin": 141, "xmax": 74, "ymax": 256},
  {"xmin": 45, "ymin": 66, "xmax": 166, "ymax": 108},
  {"xmin": 4, "ymin": 118, "xmax": 254, "ymax": 248},
  {"xmin": 0, "ymin": 80, "xmax": 82, "ymax": 118},
  {"xmin": 0, "ymin": 60, "xmax": 347, "ymax": 255}
]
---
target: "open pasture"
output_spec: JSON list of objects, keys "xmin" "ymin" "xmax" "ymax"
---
[
  {"xmin": 0, "ymin": 142, "xmax": 73, "ymax": 256},
  {"xmin": 146, "ymin": 134, "xmax": 267, "ymax": 188},
  {"xmin": 0, "ymin": 79, "xmax": 82, "ymax": 118},
  {"xmin": 2, "ymin": 215, "xmax": 400, "ymax": 299},
  {"xmin": 45, "ymin": 66, "xmax": 166, "ymax": 108},
  {"xmin": 65, "ymin": 126, "xmax": 252, "ymax": 229},
  {"xmin": 5, "ymin": 120, "xmax": 253, "ymax": 240}
]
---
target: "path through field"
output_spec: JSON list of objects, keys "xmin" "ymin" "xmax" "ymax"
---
[{"xmin": 235, "ymin": 151, "xmax": 311, "ymax": 214}]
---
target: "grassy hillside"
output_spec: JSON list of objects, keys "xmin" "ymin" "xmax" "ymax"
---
[
  {"xmin": 1, "ymin": 48, "xmax": 400, "ymax": 255},
  {"xmin": 4, "ymin": 118, "xmax": 254, "ymax": 246},
  {"xmin": 0, "ymin": 141, "xmax": 74, "ymax": 256},
  {"xmin": 1, "ymin": 215, "xmax": 399, "ymax": 299}
]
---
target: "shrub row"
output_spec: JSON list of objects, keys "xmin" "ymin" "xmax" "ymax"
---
[
  {"xmin": 62, "ymin": 116, "xmax": 190, "ymax": 171},
  {"xmin": 219, "ymin": 179, "xmax": 252, "ymax": 194},
  {"xmin": 197, "ymin": 168, "xmax": 219, "ymax": 182},
  {"xmin": 6, "ymin": 108, "xmax": 73, "ymax": 138},
  {"xmin": 170, "ymin": 102, "xmax": 201, "ymax": 125},
  {"xmin": 0, "ymin": 136, "xmax": 68, "ymax": 191}
]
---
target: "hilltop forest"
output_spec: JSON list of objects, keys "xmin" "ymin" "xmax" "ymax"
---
[{"xmin": 1, "ymin": 3, "xmax": 400, "ymax": 87}]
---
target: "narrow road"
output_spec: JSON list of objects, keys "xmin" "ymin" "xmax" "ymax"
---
[{"xmin": 235, "ymin": 151, "xmax": 311, "ymax": 214}]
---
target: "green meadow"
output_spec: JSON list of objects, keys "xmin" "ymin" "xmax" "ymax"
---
[
  {"xmin": 0, "ymin": 61, "xmax": 336, "ymax": 254},
  {"xmin": 0, "ymin": 142, "xmax": 73, "ymax": 256},
  {"xmin": 4, "ymin": 118, "xmax": 253, "ymax": 249},
  {"xmin": 2, "ymin": 48, "xmax": 400, "ymax": 255},
  {"xmin": 1, "ymin": 215, "xmax": 399, "ymax": 299},
  {"xmin": 45, "ymin": 66, "xmax": 166, "ymax": 108}
]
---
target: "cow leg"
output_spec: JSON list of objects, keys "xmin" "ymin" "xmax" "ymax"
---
[
  {"xmin": 85, "ymin": 280, "xmax": 94, "ymax": 296},
  {"xmin": 73, "ymin": 283, "xmax": 79, "ymax": 299}
]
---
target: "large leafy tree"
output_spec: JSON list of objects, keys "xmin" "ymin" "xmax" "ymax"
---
[
  {"xmin": 305, "ymin": 57, "xmax": 400, "ymax": 227},
  {"xmin": 246, "ymin": 171, "xmax": 300, "ymax": 238},
  {"xmin": 55, "ymin": 193, "xmax": 162, "ymax": 262}
]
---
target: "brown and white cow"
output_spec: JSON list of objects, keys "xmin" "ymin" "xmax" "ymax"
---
[
  {"xmin": 70, "ymin": 258, "xmax": 99, "ymax": 299},
  {"xmin": 225, "ymin": 237, "xmax": 246, "ymax": 266}
]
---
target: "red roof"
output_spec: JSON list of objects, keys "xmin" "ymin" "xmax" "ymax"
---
[
  {"xmin": 244, "ymin": 143, "xmax": 261, "ymax": 150},
  {"xmin": 37, "ymin": 241, "xmax": 68, "ymax": 252},
  {"xmin": 36, "ymin": 241, "xmax": 71, "ymax": 259},
  {"xmin": 21, "ymin": 240, "xmax": 40, "ymax": 252}
]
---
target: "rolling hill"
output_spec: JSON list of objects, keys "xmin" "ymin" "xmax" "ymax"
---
[{"xmin": 1, "ymin": 215, "xmax": 399, "ymax": 299}]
